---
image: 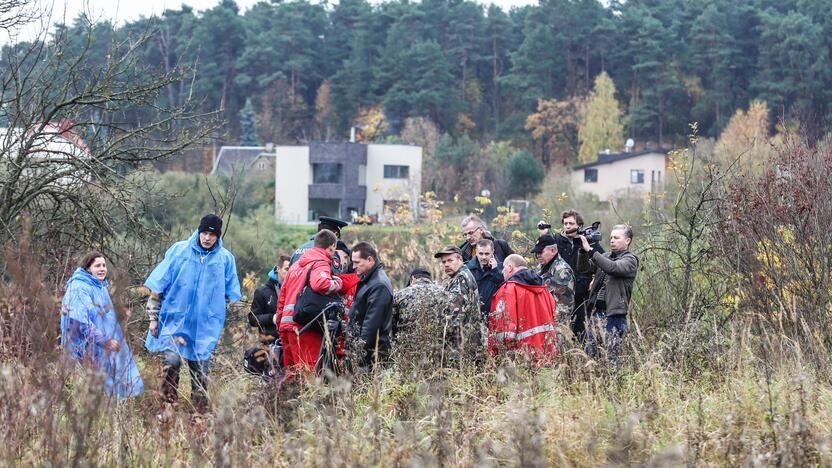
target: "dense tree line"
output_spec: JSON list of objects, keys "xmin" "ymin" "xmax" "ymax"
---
[{"xmin": 4, "ymin": 0, "xmax": 831, "ymax": 160}]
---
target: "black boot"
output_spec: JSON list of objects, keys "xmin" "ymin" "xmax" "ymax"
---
[{"xmin": 161, "ymin": 364, "xmax": 180, "ymax": 403}]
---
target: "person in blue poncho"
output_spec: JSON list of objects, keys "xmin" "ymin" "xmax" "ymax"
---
[
  {"xmin": 60, "ymin": 251, "xmax": 144, "ymax": 398},
  {"xmin": 144, "ymin": 214, "xmax": 241, "ymax": 411}
]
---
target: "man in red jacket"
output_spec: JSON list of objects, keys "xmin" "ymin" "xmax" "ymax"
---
[
  {"xmin": 489, "ymin": 254, "xmax": 557, "ymax": 364},
  {"xmin": 275, "ymin": 229, "xmax": 343, "ymax": 375}
]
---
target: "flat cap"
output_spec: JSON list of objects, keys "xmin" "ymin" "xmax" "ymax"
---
[
  {"xmin": 434, "ymin": 245, "xmax": 464, "ymax": 258},
  {"xmin": 530, "ymin": 234, "xmax": 558, "ymax": 254}
]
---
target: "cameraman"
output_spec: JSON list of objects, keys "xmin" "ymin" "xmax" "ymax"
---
[{"xmin": 540, "ymin": 210, "xmax": 604, "ymax": 342}]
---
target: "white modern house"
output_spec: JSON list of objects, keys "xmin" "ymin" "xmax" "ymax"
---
[
  {"xmin": 273, "ymin": 142, "xmax": 422, "ymax": 224},
  {"xmin": 571, "ymin": 147, "xmax": 669, "ymax": 201}
]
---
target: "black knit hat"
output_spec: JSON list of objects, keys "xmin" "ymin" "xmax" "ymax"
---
[
  {"xmin": 410, "ymin": 267, "xmax": 431, "ymax": 279},
  {"xmin": 198, "ymin": 214, "xmax": 223, "ymax": 236},
  {"xmin": 336, "ymin": 240, "xmax": 352, "ymax": 257}
]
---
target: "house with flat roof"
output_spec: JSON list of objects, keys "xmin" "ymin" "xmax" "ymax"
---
[
  {"xmin": 274, "ymin": 142, "xmax": 422, "ymax": 224},
  {"xmin": 571, "ymin": 148, "xmax": 670, "ymax": 201}
]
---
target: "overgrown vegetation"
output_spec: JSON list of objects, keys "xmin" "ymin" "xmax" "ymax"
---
[
  {"xmin": 3, "ymin": 0, "xmax": 832, "ymax": 465},
  {"xmin": 4, "ymin": 131, "xmax": 832, "ymax": 465}
]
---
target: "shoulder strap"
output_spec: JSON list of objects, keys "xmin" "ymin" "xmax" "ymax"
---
[{"xmin": 302, "ymin": 260, "xmax": 329, "ymax": 289}]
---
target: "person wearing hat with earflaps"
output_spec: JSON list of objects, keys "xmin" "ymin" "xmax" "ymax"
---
[{"xmin": 143, "ymin": 214, "xmax": 241, "ymax": 411}]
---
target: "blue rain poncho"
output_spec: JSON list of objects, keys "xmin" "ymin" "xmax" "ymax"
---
[
  {"xmin": 60, "ymin": 268, "xmax": 144, "ymax": 398},
  {"xmin": 144, "ymin": 231, "xmax": 241, "ymax": 361}
]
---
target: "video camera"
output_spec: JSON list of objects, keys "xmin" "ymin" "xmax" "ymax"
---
[{"xmin": 577, "ymin": 221, "xmax": 603, "ymax": 244}]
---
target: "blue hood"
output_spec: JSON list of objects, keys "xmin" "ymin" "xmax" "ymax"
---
[
  {"xmin": 144, "ymin": 230, "xmax": 241, "ymax": 361},
  {"xmin": 68, "ymin": 267, "xmax": 108, "ymax": 289},
  {"xmin": 60, "ymin": 267, "xmax": 144, "ymax": 398}
]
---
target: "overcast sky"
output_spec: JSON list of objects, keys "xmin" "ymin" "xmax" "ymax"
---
[
  {"xmin": 2, "ymin": 0, "xmax": 538, "ymax": 43},
  {"xmin": 29, "ymin": 0, "xmax": 538, "ymax": 29}
]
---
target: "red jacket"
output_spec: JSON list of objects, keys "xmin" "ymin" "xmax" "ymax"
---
[
  {"xmin": 488, "ymin": 268, "xmax": 557, "ymax": 363},
  {"xmin": 275, "ymin": 247, "xmax": 343, "ymax": 333},
  {"xmin": 334, "ymin": 272, "xmax": 359, "ymax": 356}
]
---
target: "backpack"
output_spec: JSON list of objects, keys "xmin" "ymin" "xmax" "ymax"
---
[{"xmin": 293, "ymin": 261, "xmax": 342, "ymax": 333}]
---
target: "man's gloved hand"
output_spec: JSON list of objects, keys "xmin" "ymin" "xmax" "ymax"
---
[
  {"xmin": 146, "ymin": 293, "xmax": 161, "ymax": 337},
  {"xmin": 146, "ymin": 294, "xmax": 161, "ymax": 320}
]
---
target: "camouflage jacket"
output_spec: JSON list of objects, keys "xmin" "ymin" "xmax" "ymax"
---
[
  {"xmin": 539, "ymin": 256, "xmax": 575, "ymax": 320},
  {"xmin": 442, "ymin": 265, "xmax": 483, "ymax": 364},
  {"xmin": 393, "ymin": 278, "xmax": 450, "ymax": 338},
  {"xmin": 391, "ymin": 277, "xmax": 450, "ymax": 369}
]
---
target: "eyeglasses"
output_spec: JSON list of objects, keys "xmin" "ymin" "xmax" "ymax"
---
[{"xmin": 462, "ymin": 226, "xmax": 481, "ymax": 237}]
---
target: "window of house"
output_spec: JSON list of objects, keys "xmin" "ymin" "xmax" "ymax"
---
[
  {"xmin": 312, "ymin": 163, "xmax": 342, "ymax": 184},
  {"xmin": 584, "ymin": 168, "xmax": 598, "ymax": 183},
  {"xmin": 257, "ymin": 161, "xmax": 266, "ymax": 171},
  {"xmin": 383, "ymin": 165, "xmax": 409, "ymax": 179},
  {"xmin": 630, "ymin": 169, "xmax": 645, "ymax": 184},
  {"xmin": 358, "ymin": 165, "xmax": 367, "ymax": 185},
  {"xmin": 308, "ymin": 198, "xmax": 341, "ymax": 221}
]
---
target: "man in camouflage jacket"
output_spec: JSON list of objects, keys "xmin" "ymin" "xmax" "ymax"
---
[
  {"xmin": 434, "ymin": 245, "xmax": 483, "ymax": 366},
  {"xmin": 391, "ymin": 267, "xmax": 450, "ymax": 372},
  {"xmin": 532, "ymin": 235, "xmax": 575, "ymax": 324}
]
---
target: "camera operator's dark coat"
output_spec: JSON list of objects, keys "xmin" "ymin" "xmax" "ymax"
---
[
  {"xmin": 249, "ymin": 277, "xmax": 281, "ymax": 339},
  {"xmin": 459, "ymin": 233, "xmax": 514, "ymax": 263},
  {"xmin": 348, "ymin": 263, "xmax": 394, "ymax": 367},
  {"xmin": 466, "ymin": 257, "xmax": 504, "ymax": 318},
  {"xmin": 554, "ymin": 233, "xmax": 604, "ymax": 297}
]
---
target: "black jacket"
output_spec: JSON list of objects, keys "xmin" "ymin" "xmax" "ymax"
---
[
  {"xmin": 554, "ymin": 233, "xmax": 604, "ymax": 300},
  {"xmin": 348, "ymin": 263, "xmax": 394, "ymax": 367},
  {"xmin": 249, "ymin": 277, "xmax": 280, "ymax": 338},
  {"xmin": 460, "ymin": 235, "xmax": 514, "ymax": 263},
  {"xmin": 466, "ymin": 257, "xmax": 504, "ymax": 316}
]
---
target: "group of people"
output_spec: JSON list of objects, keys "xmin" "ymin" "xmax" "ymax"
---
[{"xmin": 58, "ymin": 210, "xmax": 638, "ymax": 409}]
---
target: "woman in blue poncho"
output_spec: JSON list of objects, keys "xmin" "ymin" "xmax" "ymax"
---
[{"xmin": 60, "ymin": 251, "xmax": 144, "ymax": 398}]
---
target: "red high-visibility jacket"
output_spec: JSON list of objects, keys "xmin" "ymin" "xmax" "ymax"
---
[
  {"xmin": 275, "ymin": 247, "xmax": 343, "ymax": 372},
  {"xmin": 488, "ymin": 269, "xmax": 557, "ymax": 364}
]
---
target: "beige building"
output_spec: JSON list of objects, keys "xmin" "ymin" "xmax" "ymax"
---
[
  {"xmin": 273, "ymin": 142, "xmax": 422, "ymax": 224},
  {"xmin": 571, "ymin": 148, "xmax": 669, "ymax": 201}
]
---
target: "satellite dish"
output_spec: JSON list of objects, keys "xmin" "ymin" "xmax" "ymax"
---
[{"xmin": 625, "ymin": 138, "xmax": 635, "ymax": 152}]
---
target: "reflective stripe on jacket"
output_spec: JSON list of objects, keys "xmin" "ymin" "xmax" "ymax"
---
[
  {"xmin": 275, "ymin": 247, "xmax": 342, "ymax": 333},
  {"xmin": 488, "ymin": 269, "xmax": 557, "ymax": 364}
]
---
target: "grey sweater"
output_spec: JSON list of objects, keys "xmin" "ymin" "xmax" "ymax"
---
[{"xmin": 588, "ymin": 250, "xmax": 639, "ymax": 317}]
